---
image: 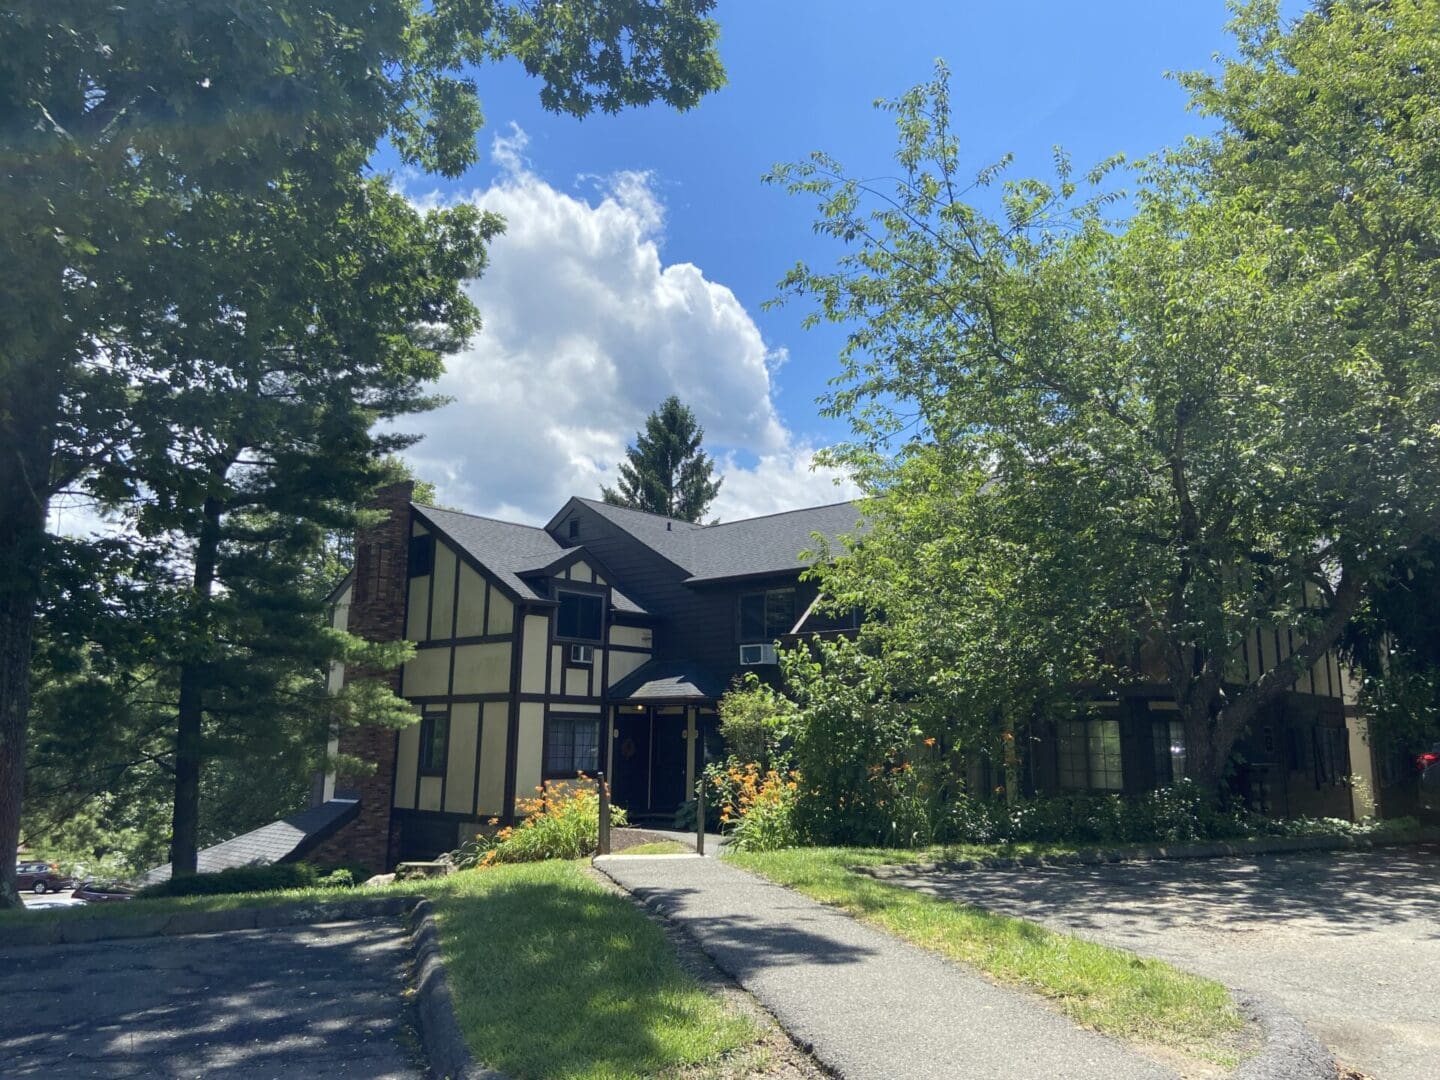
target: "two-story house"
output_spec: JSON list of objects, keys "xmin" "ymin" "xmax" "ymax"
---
[
  {"xmin": 313, "ymin": 481, "xmax": 863, "ymax": 868},
  {"xmin": 313, "ymin": 481, "xmax": 1383, "ymax": 872}
]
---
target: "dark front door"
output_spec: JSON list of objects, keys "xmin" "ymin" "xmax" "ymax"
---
[
  {"xmin": 651, "ymin": 714, "xmax": 688, "ymax": 814},
  {"xmin": 611, "ymin": 708, "xmax": 651, "ymax": 813}
]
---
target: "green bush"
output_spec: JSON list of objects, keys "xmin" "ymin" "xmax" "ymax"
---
[
  {"xmin": 939, "ymin": 782, "xmax": 1256, "ymax": 847},
  {"xmin": 717, "ymin": 674, "xmax": 793, "ymax": 766},
  {"xmin": 137, "ymin": 861, "xmax": 320, "ymax": 898},
  {"xmin": 454, "ymin": 780, "xmax": 628, "ymax": 868}
]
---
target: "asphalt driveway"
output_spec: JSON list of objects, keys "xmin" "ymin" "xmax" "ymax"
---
[
  {"xmin": 0, "ymin": 917, "xmax": 423, "ymax": 1078},
  {"xmin": 889, "ymin": 846, "xmax": 1440, "ymax": 1080}
]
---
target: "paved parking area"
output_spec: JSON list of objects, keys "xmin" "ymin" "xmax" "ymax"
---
[
  {"xmin": 0, "ymin": 918, "xmax": 423, "ymax": 1078},
  {"xmin": 890, "ymin": 846, "xmax": 1440, "ymax": 1080}
]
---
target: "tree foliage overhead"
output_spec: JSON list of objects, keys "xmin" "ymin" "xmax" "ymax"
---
[
  {"xmin": 773, "ymin": 0, "xmax": 1440, "ymax": 793},
  {"xmin": 0, "ymin": 0, "xmax": 725, "ymax": 903},
  {"xmin": 602, "ymin": 395, "xmax": 723, "ymax": 522}
]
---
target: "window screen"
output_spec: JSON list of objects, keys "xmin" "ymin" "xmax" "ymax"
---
[
  {"xmin": 546, "ymin": 716, "xmax": 601, "ymax": 776},
  {"xmin": 419, "ymin": 709, "xmax": 449, "ymax": 775},
  {"xmin": 739, "ymin": 588, "xmax": 797, "ymax": 642},
  {"xmin": 1152, "ymin": 718, "xmax": 1186, "ymax": 785},
  {"xmin": 556, "ymin": 591, "xmax": 603, "ymax": 641},
  {"xmin": 1058, "ymin": 716, "xmax": 1124, "ymax": 791}
]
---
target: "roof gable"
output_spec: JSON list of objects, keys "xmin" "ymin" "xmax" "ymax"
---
[{"xmin": 565, "ymin": 497, "xmax": 862, "ymax": 583}]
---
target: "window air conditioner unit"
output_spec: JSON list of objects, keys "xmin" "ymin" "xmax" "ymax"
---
[
  {"xmin": 739, "ymin": 643, "xmax": 778, "ymax": 666},
  {"xmin": 569, "ymin": 643, "xmax": 594, "ymax": 665}
]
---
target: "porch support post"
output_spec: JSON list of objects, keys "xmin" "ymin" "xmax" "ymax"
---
[{"xmin": 684, "ymin": 705, "xmax": 698, "ymax": 797}]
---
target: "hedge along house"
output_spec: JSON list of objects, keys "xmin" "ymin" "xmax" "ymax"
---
[{"xmin": 314, "ymin": 481, "xmax": 865, "ymax": 868}]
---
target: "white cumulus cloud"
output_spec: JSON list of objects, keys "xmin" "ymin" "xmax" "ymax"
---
[{"xmin": 397, "ymin": 126, "xmax": 856, "ymax": 525}]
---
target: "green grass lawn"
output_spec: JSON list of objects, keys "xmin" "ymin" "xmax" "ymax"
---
[
  {"xmin": 6, "ymin": 862, "xmax": 758, "ymax": 1079},
  {"xmin": 613, "ymin": 840, "xmax": 692, "ymax": 855},
  {"xmin": 727, "ymin": 847, "xmax": 1247, "ymax": 1068}
]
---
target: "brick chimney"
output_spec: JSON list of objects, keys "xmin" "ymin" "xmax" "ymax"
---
[{"xmin": 311, "ymin": 480, "xmax": 414, "ymax": 872}]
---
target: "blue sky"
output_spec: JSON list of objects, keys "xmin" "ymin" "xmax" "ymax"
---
[{"xmin": 377, "ymin": 1, "xmax": 1250, "ymax": 522}]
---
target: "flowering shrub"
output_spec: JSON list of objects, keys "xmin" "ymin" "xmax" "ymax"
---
[
  {"xmin": 453, "ymin": 778, "xmax": 627, "ymax": 868},
  {"xmin": 707, "ymin": 760, "xmax": 801, "ymax": 852}
]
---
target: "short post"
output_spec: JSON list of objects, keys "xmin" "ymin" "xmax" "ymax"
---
[
  {"xmin": 695, "ymin": 777, "xmax": 706, "ymax": 856},
  {"xmin": 597, "ymin": 770, "xmax": 611, "ymax": 856}
]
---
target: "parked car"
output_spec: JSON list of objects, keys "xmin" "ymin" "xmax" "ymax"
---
[
  {"xmin": 1420, "ymin": 743, "xmax": 1439, "ymax": 815},
  {"xmin": 15, "ymin": 861, "xmax": 70, "ymax": 894},
  {"xmin": 70, "ymin": 880, "xmax": 135, "ymax": 903}
]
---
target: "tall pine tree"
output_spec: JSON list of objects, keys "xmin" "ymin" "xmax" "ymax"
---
[
  {"xmin": 0, "ymin": 0, "xmax": 725, "ymax": 905},
  {"xmin": 603, "ymin": 396, "xmax": 723, "ymax": 522}
]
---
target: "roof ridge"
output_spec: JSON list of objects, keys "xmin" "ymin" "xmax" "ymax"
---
[
  {"xmin": 575, "ymin": 496, "xmax": 701, "ymax": 528},
  {"xmin": 704, "ymin": 499, "xmax": 861, "ymax": 528},
  {"xmin": 413, "ymin": 502, "xmax": 550, "ymax": 533},
  {"xmin": 577, "ymin": 495, "xmax": 859, "ymax": 529}
]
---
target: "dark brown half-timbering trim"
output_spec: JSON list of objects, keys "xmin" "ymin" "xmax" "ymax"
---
[{"xmin": 502, "ymin": 607, "xmax": 528, "ymax": 823}]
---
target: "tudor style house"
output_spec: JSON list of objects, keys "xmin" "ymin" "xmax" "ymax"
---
[
  {"xmin": 312, "ymin": 481, "xmax": 1387, "ymax": 872},
  {"xmin": 313, "ymin": 481, "xmax": 863, "ymax": 868}
]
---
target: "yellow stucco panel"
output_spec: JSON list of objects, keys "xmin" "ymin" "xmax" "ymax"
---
[
  {"xmin": 520, "ymin": 614, "xmax": 548, "ymax": 693},
  {"xmin": 417, "ymin": 775, "xmax": 443, "ymax": 812},
  {"xmin": 452, "ymin": 642, "xmax": 512, "ymax": 695},
  {"xmin": 406, "ymin": 575, "xmax": 431, "ymax": 641},
  {"xmin": 402, "ymin": 645, "xmax": 451, "ymax": 698},
  {"xmin": 606, "ymin": 649, "xmax": 649, "ymax": 688},
  {"xmin": 488, "ymin": 591, "xmax": 514, "ymax": 636},
  {"xmin": 570, "ymin": 563, "xmax": 592, "ymax": 584},
  {"xmin": 477, "ymin": 702, "xmax": 508, "ymax": 816},
  {"xmin": 394, "ymin": 723, "xmax": 420, "ymax": 808},
  {"xmin": 609, "ymin": 625, "xmax": 653, "ymax": 650},
  {"xmin": 445, "ymin": 703, "xmax": 480, "ymax": 815},
  {"xmin": 515, "ymin": 702, "xmax": 545, "ymax": 802},
  {"xmin": 456, "ymin": 563, "xmax": 486, "ymax": 638},
  {"xmin": 549, "ymin": 645, "xmax": 563, "ymax": 695},
  {"xmin": 430, "ymin": 542, "xmax": 457, "ymax": 640}
]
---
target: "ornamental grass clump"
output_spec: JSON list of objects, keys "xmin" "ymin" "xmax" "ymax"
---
[{"xmin": 454, "ymin": 778, "xmax": 626, "ymax": 868}]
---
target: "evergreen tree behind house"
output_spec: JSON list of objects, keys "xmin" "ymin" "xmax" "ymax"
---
[{"xmin": 603, "ymin": 396, "xmax": 722, "ymax": 523}]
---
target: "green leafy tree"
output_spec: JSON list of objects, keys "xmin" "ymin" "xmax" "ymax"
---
[
  {"xmin": 91, "ymin": 176, "xmax": 489, "ymax": 875},
  {"xmin": 1343, "ymin": 538, "xmax": 1440, "ymax": 760},
  {"xmin": 602, "ymin": 395, "xmax": 723, "ymax": 521},
  {"xmin": 1, "ymin": 0, "xmax": 724, "ymax": 905},
  {"xmin": 774, "ymin": 3, "xmax": 1440, "ymax": 798}
]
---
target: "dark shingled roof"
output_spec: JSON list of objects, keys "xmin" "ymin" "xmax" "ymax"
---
[
  {"xmin": 413, "ymin": 503, "xmax": 646, "ymax": 614},
  {"xmin": 573, "ymin": 498, "xmax": 863, "ymax": 583},
  {"xmin": 607, "ymin": 660, "xmax": 728, "ymax": 703},
  {"xmin": 139, "ymin": 798, "xmax": 359, "ymax": 886}
]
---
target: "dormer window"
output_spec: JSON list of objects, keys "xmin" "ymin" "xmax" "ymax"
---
[
  {"xmin": 568, "ymin": 519, "xmax": 579, "ymax": 540},
  {"xmin": 556, "ymin": 590, "xmax": 603, "ymax": 642}
]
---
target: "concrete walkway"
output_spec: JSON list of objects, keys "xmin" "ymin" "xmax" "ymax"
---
[{"xmin": 595, "ymin": 855, "xmax": 1174, "ymax": 1080}]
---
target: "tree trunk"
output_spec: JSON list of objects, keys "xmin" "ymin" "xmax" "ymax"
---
[
  {"xmin": 1177, "ymin": 569, "xmax": 1366, "ymax": 803},
  {"xmin": 169, "ymin": 496, "xmax": 223, "ymax": 876},
  {"xmin": 0, "ymin": 377, "xmax": 59, "ymax": 909}
]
